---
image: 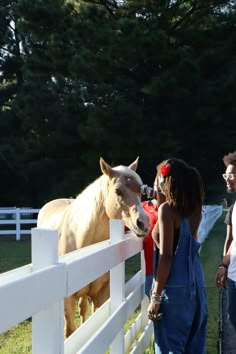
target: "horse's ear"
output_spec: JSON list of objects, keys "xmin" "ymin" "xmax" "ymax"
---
[
  {"xmin": 128, "ymin": 157, "xmax": 139, "ymax": 171},
  {"xmin": 100, "ymin": 157, "xmax": 114, "ymax": 177}
]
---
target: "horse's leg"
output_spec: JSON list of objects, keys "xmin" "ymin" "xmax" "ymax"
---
[
  {"xmin": 64, "ymin": 295, "xmax": 77, "ymax": 338},
  {"xmin": 92, "ymin": 282, "xmax": 109, "ymax": 311},
  {"xmin": 90, "ymin": 274, "xmax": 110, "ymax": 313},
  {"xmin": 78, "ymin": 296, "xmax": 89, "ymax": 324}
]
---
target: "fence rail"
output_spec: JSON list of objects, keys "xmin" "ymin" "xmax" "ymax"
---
[
  {"xmin": 0, "ymin": 221, "xmax": 152, "ymax": 354},
  {"xmin": 0, "ymin": 205, "xmax": 224, "ymax": 353},
  {"xmin": 0, "ymin": 208, "xmax": 40, "ymax": 240},
  {"xmin": 197, "ymin": 205, "xmax": 223, "ymax": 243},
  {"xmin": 0, "ymin": 204, "xmax": 223, "ymax": 242}
]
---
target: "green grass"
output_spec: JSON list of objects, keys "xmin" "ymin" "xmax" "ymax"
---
[
  {"xmin": 0, "ymin": 320, "xmax": 31, "ymax": 353},
  {"xmin": 0, "ymin": 235, "xmax": 31, "ymax": 273},
  {"xmin": 0, "ymin": 215, "xmax": 226, "ymax": 353}
]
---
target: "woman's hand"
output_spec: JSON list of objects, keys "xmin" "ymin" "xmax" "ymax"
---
[
  {"xmin": 147, "ymin": 291, "xmax": 162, "ymax": 321},
  {"xmin": 147, "ymin": 301, "xmax": 162, "ymax": 321}
]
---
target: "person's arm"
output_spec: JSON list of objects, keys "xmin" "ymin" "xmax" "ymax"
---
[
  {"xmin": 152, "ymin": 220, "xmax": 160, "ymax": 248},
  {"xmin": 223, "ymin": 224, "xmax": 233, "ymax": 257},
  {"xmin": 152, "ymin": 203, "xmax": 174, "ymax": 295},
  {"xmin": 147, "ymin": 202, "xmax": 174, "ymax": 320},
  {"xmin": 223, "ymin": 205, "xmax": 234, "ymax": 256},
  {"xmin": 221, "ymin": 224, "xmax": 233, "ymax": 270},
  {"xmin": 215, "ymin": 210, "xmax": 233, "ymax": 288}
]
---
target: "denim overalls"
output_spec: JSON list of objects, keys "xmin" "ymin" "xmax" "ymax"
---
[{"xmin": 153, "ymin": 218, "xmax": 208, "ymax": 354}]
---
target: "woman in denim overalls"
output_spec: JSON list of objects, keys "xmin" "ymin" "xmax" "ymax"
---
[{"xmin": 148, "ymin": 158, "xmax": 208, "ymax": 354}]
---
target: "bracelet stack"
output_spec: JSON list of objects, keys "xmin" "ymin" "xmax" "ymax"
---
[{"xmin": 150, "ymin": 291, "xmax": 162, "ymax": 305}]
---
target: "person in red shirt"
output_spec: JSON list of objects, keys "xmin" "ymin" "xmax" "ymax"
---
[
  {"xmin": 142, "ymin": 199, "xmax": 158, "ymax": 296},
  {"xmin": 124, "ymin": 197, "xmax": 158, "ymax": 297},
  {"xmin": 125, "ymin": 177, "xmax": 162, "ymax": 297}
]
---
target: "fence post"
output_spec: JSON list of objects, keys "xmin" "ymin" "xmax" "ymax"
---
[
  {"xmin": 110, "ymin": 220, "xmax": 125, "ymax": 354},
  {"xmin": 140, "ymin": 249, "xmax": 149, "ymax": 325},
  {"xmin": 31, "ymin": 228, "xmax": 64, "ymax": 354},
  {"xmin": 16, "ymin": 208, "xmax": 21, "ymax": 241}
]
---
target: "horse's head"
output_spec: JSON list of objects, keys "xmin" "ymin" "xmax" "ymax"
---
[{"xmin": 100, "ymin": 157, "xmax": 150, "ymax": 237}]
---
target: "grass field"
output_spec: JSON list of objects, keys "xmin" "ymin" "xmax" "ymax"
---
[{"xmin": 0, "ymin": 213, "xmax": 226, "ymax": 353}]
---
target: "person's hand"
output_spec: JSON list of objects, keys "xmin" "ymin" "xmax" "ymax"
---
[
  {"xmin": 147, "ymin": 301, "xmax": 162, "ymax": 321},
  {"xmin": 147, "ymin": 291, "xmax": 163, "ymax": 321},
  {"xmin": 215, "ymin": 267, "xmax": 227, "ymax": 288}
]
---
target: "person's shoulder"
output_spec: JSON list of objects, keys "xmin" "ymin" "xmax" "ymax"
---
[{"xmin": 158, "ymin": 202, "xmax": 174, "ymax": 218}]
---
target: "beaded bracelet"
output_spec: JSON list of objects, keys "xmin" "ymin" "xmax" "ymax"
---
[{"xmin": 218, "ymin": 263, "xmax": 228, "ymax": 270}]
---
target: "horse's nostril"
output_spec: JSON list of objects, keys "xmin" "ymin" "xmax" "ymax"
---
[{"xmin": 137, "ymin": 219, "xmax": 144, "ymax": 231}]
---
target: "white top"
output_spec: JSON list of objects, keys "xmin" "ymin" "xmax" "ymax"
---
[{"xmin": 228, "ymin": 202, "xmax": 236, "ymax": 281}]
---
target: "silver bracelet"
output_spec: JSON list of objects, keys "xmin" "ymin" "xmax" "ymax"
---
[{"xmin": 150, "ymin": 292, "xmax": 162, "ymax": 305}]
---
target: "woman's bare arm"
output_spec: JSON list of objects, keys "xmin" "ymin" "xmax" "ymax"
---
[{"xmin": 152, "ymin": 203, "xmax": 174, "ymax": 295}]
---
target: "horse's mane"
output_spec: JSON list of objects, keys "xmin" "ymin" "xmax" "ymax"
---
[{"xmin": 69, "ymin": 165, "xmax": 142, "ymax": 231}]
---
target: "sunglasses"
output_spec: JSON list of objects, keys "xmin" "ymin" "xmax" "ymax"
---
[{"xmin": 222, "ymin": 173, "xmax": 236, "ymax": 181}]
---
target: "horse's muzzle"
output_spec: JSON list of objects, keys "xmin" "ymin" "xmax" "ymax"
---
[{"xmin": 135, "ymin": 218, "xmax": 149, "ymax": 237}]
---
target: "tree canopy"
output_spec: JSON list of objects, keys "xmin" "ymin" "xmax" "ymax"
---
[{"xmin": 0, "ymin": 0, "xmax": 236, "ymax": 206}]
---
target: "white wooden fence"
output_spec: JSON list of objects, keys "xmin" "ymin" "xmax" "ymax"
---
[
  {"xmin": 0, "ymin": 220, "xmax": 153, "ymax": 354},
  {"xmin": 0, "ymin": 204, "xmax": 224, "ymax": 243},
  {"xmin": 197, "ymin": 205, "xmax": 223, "ymax": 243},
  {"xmin": 0, "ymin": 208, "xmax": 40, "ymax": 240},
  {"xmin": 0, "ymin": 204, "xmax": 225, "ymax": 353}
]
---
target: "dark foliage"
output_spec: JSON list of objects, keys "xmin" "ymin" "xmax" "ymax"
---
[{"xmin": 0, "ymin": 0, "xmax": 236, "ymax": 206}]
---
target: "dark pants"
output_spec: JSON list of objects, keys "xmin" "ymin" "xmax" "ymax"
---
[{"xmin": 227, "ymin": 277, "xmax": 236, "ymax": 333}]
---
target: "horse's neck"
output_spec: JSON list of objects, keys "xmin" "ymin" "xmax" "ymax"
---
[
  {"xmin": 72, "ymin": 176, "xmax": 110, "ymax": 246},
  {"xmin": 75, "ymin": 176, "xmax": 106, "ymax": 217}
]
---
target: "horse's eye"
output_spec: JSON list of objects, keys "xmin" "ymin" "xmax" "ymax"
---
[{"xmin": 115, "ymin": 188, "xmax": 122, "ymax": 196}]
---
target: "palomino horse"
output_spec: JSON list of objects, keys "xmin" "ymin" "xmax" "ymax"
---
[{"xmin": 37, "ymin": 157, "xmax": 150, "ymax": 337}]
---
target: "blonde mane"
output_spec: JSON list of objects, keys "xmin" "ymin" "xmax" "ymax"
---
[{"xmin": 70, "ymin": 176, "xmax": 107, "ymax": 232}]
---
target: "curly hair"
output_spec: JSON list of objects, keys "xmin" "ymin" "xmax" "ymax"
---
[
  {"xmin": 156, "ymin": 158, "xmax": 204, "ymax": 216},
  {"xmin": 223, "ymin": 151, "xmax": 236, "ymax": 167}
]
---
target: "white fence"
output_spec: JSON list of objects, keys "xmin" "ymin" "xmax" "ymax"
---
[
  {"xmin": 0, "ymin": 205, "xmax": 225, "ymax": 353},
  {"xmin": 0, "ymin": 220, "xmax": 153, "ymax": 354},
  {"xmin": 197, "ymin": 205, "xmax": 223, "ymax": 243},
  {"xmin": 0, "ymin": 208, "xmax": 40, "ymax": 240},
  {"xmin": 0, "ymin": 204, "xmax": 224, "ymax": 243}
]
